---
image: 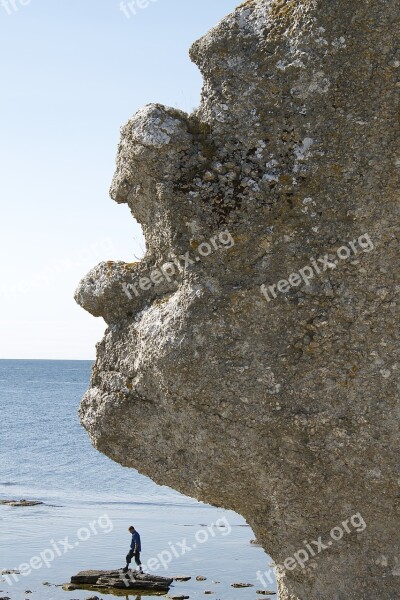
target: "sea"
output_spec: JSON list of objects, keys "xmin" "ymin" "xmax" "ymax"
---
[{"xmin": 0, "ymin": 360, "xmax": 276, "ymax": 600}]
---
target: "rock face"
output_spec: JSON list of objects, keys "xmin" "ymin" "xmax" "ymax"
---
[
  {"xmin": 75, "ymin": 1, "xmax": 400, "ymax": 599},
  {"xmin": 69, "ymin": 570, "xmax": 172, "ymax": 592}
]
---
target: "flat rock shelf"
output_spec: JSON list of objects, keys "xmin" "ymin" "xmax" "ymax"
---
[
  {"xmin": 0, "ymin": 500, "xmax": 44, "ymax": 507},
  {"xmin": 69, "ymin": 570, "xmax": 173, "ymax": 593}
]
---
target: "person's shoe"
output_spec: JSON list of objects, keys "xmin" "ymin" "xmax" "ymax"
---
[{"xmin": 122, "ymin": 566, "xmax": 129, "ymax": 573}]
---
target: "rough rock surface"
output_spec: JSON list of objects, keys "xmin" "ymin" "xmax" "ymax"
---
[
  {"xmin": 69, "ymin": 570, "xmax": 172, "ymax": 592},
  {"xmin": 75, "ymin": 1, "xmax": 400, "ymax": 599}
]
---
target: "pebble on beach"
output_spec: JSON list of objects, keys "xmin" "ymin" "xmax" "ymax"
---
[
  {"xmin": 231, "ymin": 583, "xmax": 254, "ymax": 588},
  {"xmin": 174, "ymin": 576, "xmax": 192, "ymax": 582},
  {"xmin": 196, "ymin": 576, "xmax": 207, "ymax": 581},
  {"xmin": 256, "ymin": 591, "xmax": 276, "ymax": 595}
]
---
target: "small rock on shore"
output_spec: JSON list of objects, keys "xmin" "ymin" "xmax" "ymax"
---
[
  {"xmin": 0, "ymin": 500, "xmax": 43, "ymax": 507},
  {"xmin": 70, "ymin": 569, "xmax": 172, "ymax": 592},
  {"xmin": 1, "ymin": 570, "xmax": 20, "ymax": 575}
]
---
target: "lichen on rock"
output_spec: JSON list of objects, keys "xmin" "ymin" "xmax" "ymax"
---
[{"xmin": 75, "ymin": 1, "xmax": 400, "ymax": 598}]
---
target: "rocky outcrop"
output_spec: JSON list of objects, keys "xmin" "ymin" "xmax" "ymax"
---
[
  {"xmin": 69, "ymin": 570, "xmax": 172, "ymax": 592},
  {"xmin": 75, "ymin": 1, "xmax": 400, "ymax": 598},
  {"xmin": 0, "ymin": 500, "xmax": 43, "ymax": 507}
]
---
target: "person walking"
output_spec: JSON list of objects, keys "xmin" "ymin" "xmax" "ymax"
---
[{"xmin": 123, "ymin": 526, "xmax": 143, "ymax": 573}]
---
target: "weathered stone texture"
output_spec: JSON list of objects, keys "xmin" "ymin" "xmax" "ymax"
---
[
  {"xmin": 75, "ymin": 1, "xmax": 400, "ymax": 598},
  {"xmin": 69, "ymin": 569, "xmax": 172, "ymax": 592}
]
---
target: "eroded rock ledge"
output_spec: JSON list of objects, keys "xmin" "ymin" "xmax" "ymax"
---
[
  {"xmin": 68, "ymin": 570, "xmax": 172, "ymax": 592},
  {"xmin": 75, "ymin": 1, "xmax": 400, "ymax": 599}
]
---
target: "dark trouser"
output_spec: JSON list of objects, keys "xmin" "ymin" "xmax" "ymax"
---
[{"xmin": 126, "ymin": 549, "xmax": 141, "ymax": 567}]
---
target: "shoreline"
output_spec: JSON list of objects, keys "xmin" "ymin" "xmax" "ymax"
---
[{"xmin": 0, "ymin": 499, "xmax": 276, "ymax": 600}]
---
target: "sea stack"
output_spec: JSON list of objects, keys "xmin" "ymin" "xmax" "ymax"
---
[{"xmin": 75, "ymin": 1, "xmax": 400, "ymax": 598}]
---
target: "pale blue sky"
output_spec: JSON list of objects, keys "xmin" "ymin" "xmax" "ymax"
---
[{"xmin": 0, "ymin": 0, "xmax": 238, "ymax": 359}]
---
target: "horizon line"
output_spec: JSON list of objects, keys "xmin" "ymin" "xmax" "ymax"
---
[{"xmin": 0, "ymin": 358, "xmax": 95, "ymax": 361}]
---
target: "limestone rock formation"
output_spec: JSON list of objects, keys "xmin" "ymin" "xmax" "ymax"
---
[
  {"xmin": 75, "ymin": 1, "xmax": 400, "ymax": 598},
  {"xmin": 69, "ymin": 570, "xmax": 172, "ymax": 592}
]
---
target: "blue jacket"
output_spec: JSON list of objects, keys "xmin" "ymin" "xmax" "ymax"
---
[{"xmin": 130, "ymin": 531, "xmax": 141, "ymax": 552}]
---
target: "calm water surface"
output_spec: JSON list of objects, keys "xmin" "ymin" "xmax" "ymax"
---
[{"xmin": 0, "ymin": 360, "xmax": 275, "ymax": 600}]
